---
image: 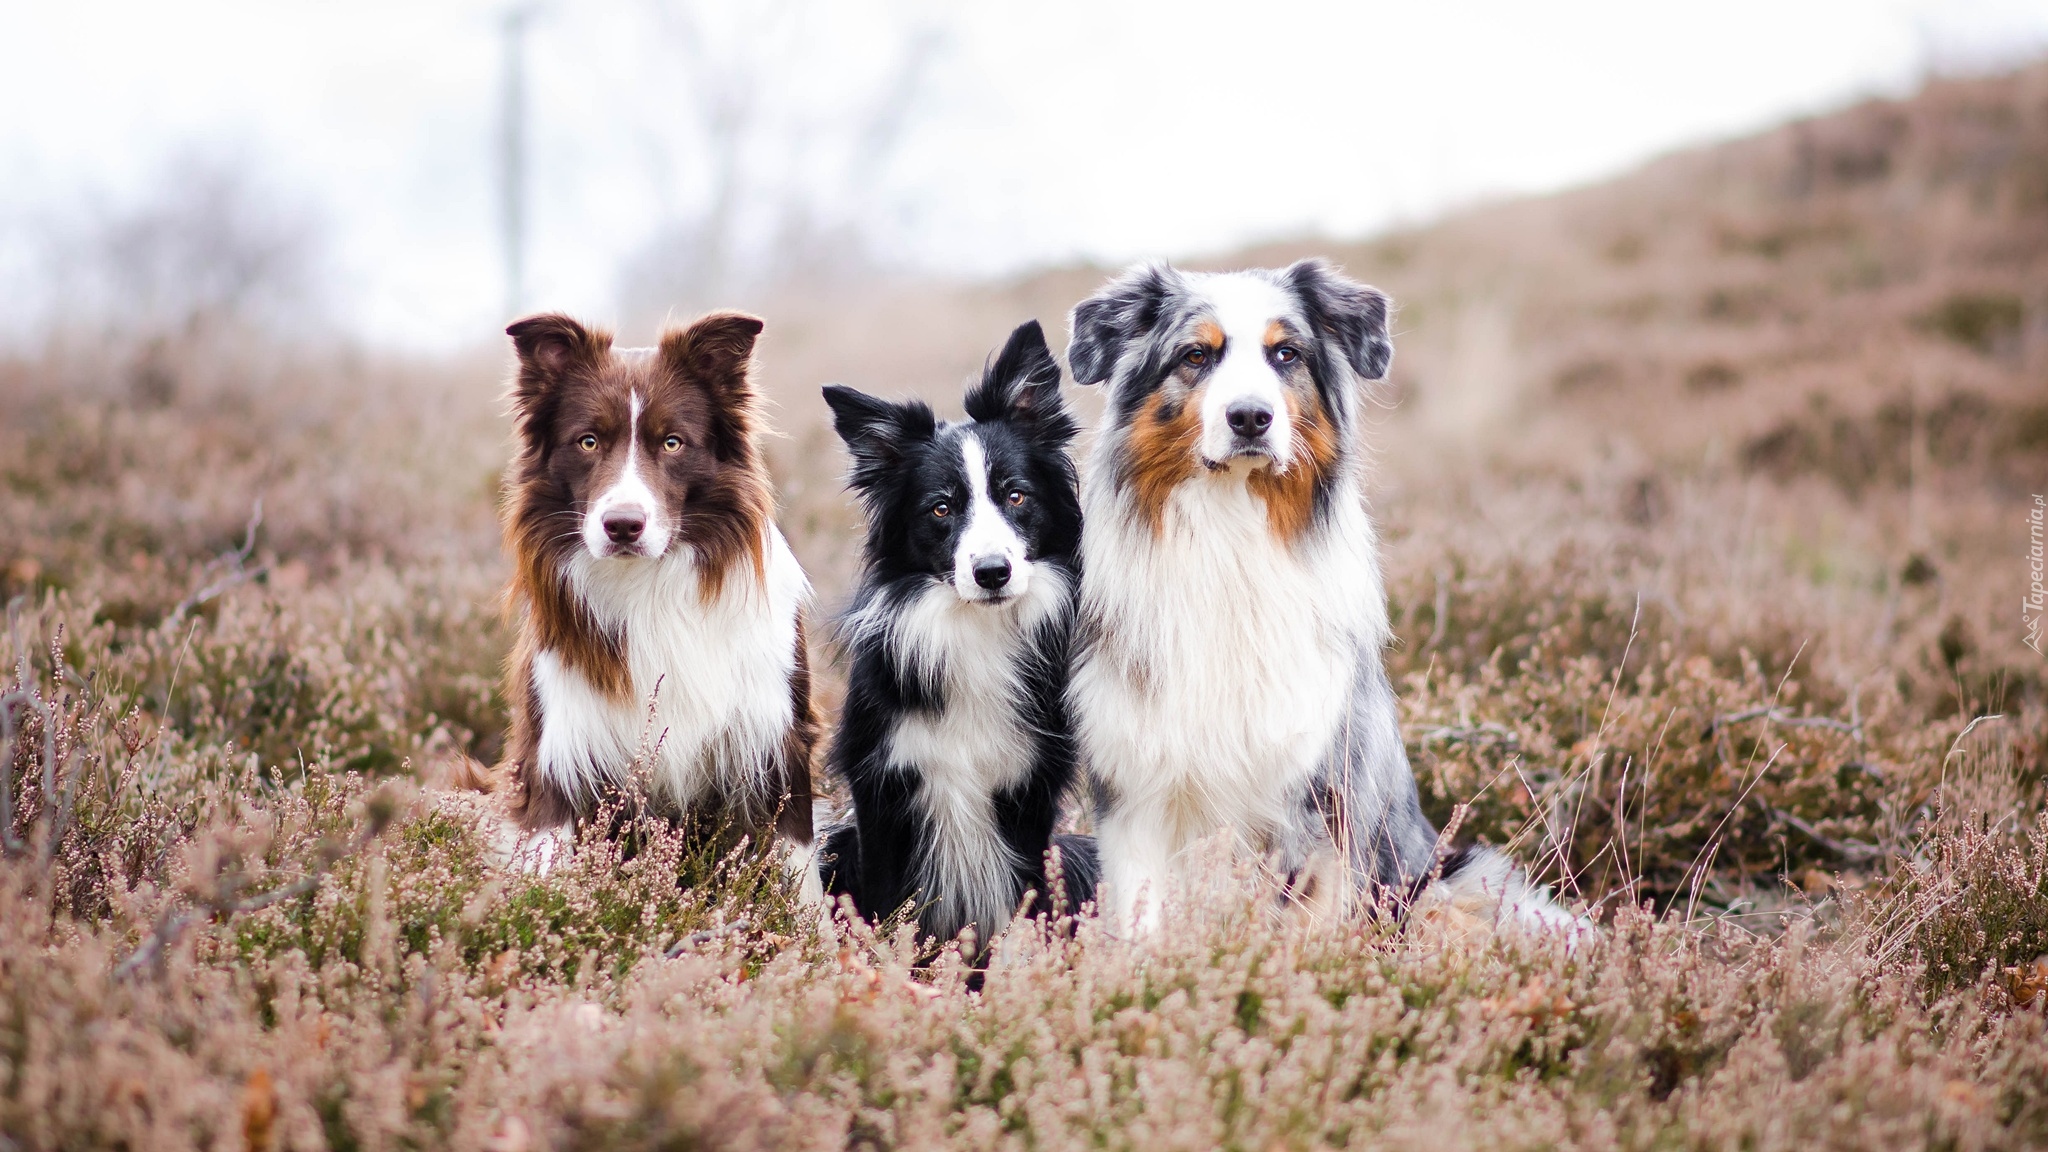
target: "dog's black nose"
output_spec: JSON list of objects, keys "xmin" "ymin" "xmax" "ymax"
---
[
  {"xmin": 972, "ymin": 556, "xmax": 1012, "ymax": 590},
  {"xmin": 1226, "ymin": 399, "xmax": 1274, "ymax": 438},
  {"xmin": 602, "ymin": 509, "xmax": 647, "ymax": 545}
]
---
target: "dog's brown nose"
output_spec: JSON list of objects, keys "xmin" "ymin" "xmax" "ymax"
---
[{"xmin": 602, "ymin": 509, "xmax": 647, "ymax": 545}]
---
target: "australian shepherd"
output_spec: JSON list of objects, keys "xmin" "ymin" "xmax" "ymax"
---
[
  {"xmin": 494, "ymin": 311, "xmax": 816, "ymax": 849},
  {"xmin": 815, "ymin": 320, "xmax": 1098, "ymax": 950},
  {"xmin": 1065, "ymin": 260, "xmax": 1574, "ymax": 933}
]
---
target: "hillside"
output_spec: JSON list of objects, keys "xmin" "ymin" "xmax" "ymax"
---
[
  {"xmin": 759, "ymin": 59, "xmax": 2048, "ymax": 474},
  {"xmin": 730, "ymin": 65, "xmax": 2048, "ymax": 631},
  {"xmin": 0, "ymin": 61, "xmax": 2045, "ymax": 1151}
]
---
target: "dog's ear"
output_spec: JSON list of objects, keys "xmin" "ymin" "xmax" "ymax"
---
[
  {"xmin": 507, "ymin": 313, "xmax": 608, "ymax": 400},
  {"xmin": 823, "ymin": 385, "xmax": 935, "ymax": 490},
  {"xmin": 1067, "ymin": 263, "xmax": 1175, "ymax": 387},
  {"xmin": 1285, "ymin": 259, "xmax": 1392, "ymax": 381},
  {"xmin": 964, "ymin": 320, "xmax": 1077, "ymax": 445},
  {"xmin": 661, "ymin": 311, "xmax": 764, "ymax": 395},
  {"xmin": 662, "ymin": 311, "xmax": 766, "ymax": 460}
]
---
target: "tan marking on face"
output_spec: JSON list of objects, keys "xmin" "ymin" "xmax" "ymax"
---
[
  {"xmin": 1245, "ymin": 389, "xmax": 1338, "ymax": 542},
  {"xmin": 1194, "ymin": 319, "xmax": 1224, "ymax": 350},
  {"xmin": 653, "ymin": 311, "xmax": 774, "ymax": 600},
  {"xmin": 1264, "ymin": 319, "xmax": 1290, "ymax": 348},
  {"xmin": 1123, "ymin": 389, "xmax": 1204, "ymax": 533}
]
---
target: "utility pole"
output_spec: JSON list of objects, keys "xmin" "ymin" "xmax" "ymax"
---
[{"xmin": 498, "ymin": 5, "xmax": 536, "ymax": 319}]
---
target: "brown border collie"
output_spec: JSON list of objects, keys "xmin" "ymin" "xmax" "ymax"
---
[
  {"xmin": 494, "ymin": 311, "xmax": 815, "ymax": 850},
  {"xmin": 1066, "ymin": 260, "xmax": 1577, "ymax": 935}
]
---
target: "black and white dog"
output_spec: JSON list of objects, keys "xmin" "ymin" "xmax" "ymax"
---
[
  {"xmin": 1065, "ymin": 260, "xmax": 1576, "ymax": 934},
  {"xmin": 816, "ymin": 320, "xmax": 1098, "ymax": 950}
]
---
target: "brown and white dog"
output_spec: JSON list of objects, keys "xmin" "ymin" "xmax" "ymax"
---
[
  {"xmin": 494, "ymin": 311, "xmax": 816, "ymax": 851},
  {"xmin": 1066, "ymin": 260, "xmax": 1577, "ymax": 936}
]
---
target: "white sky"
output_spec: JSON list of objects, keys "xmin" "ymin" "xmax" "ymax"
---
[{"xmin": 3, "ymin": 0, "xmax": 2046, "ymax": 350}]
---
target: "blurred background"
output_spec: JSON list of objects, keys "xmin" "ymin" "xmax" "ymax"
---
[
  {"xmin": 3, "ymin": 0, "xmax": 2046, "ymax": 904},
  {"xmin": 4, "ymin": 0, "xmax": 2046, "ymax": 347}
]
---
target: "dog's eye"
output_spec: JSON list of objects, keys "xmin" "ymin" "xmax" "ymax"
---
[
  {"xmin": 1182, "ymin": 347, "xmax": 1210, "ymax": 369},
  {"xmin": 1006, "ymin": 489, "xmax": 1027, "ymax": 507},
  {"xmin": 662, "ymin": 434, "xmax": 683, "ymax": 453},
  {"xmin": 1273, "ymin": 345, "xmax": 1300, "ymax": 364},
  {"xmin": 577, "ymin": 434, "xmax": 598, "ymax": 451},
  {"xmin": 931, "ymin": 501, "xmax": 951, "ymax": 518}
]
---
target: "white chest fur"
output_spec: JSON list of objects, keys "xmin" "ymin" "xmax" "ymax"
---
[
  {"xmin": 850, "ymin": 571, "xmax": 1069, "ymax": 937},
  {"xmin": 1073, "ymin": 465, "xmax": 1388, "ymax": 850},
  {"xmin": 532, "ymin": 527, "xmax": 809, "ymax": 814}
]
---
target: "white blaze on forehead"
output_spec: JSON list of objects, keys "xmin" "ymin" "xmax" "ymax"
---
[
  {"xmin": 583, "ymin": 390, "xmax": 672, "ymax": 558},
  {"xmin": 952, "ymin": 433, "xmax": 1031, "ymax": 601},
  {"xmin": 1189, "ymin": 272, "xmax": 1299, "ymax": 468}
]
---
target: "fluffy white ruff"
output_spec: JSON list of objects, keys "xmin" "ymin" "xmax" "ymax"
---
[
  {"xmin": 1073, "ymin": 460, "xmax": 1387, "ymax": 930},
  {"xmin": 843, "ymin": 567, "xmax": 1069, "ymax": 942},
  {"xmin": 532, "ymin": 525, "xmax": 809, "ymax": 820}
]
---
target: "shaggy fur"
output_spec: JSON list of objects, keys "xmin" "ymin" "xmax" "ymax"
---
[
  {"xmin": 1066, "ymin": 260, "xmax": 1574, "ymax": 933},
  {"xmin": 496, "ymin": 311, "xmax": 816, "ymax": 845},
  {"xmin": 816, "ymin": 320, "xmax": 1098, "ymax": 949}
]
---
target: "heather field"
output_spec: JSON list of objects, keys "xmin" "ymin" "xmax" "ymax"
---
[{"xmin": 4, "ymin": 64, "xmax": 2048, "ymax": 1151}]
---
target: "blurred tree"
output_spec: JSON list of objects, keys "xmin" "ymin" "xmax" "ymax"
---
[
  {"xmin": 54, "ymin": 148, "xmax": 329, "ymax": 345},
  {"xmin": 25, "ymin": 147, "xmax": 331, "ymax": 402},
  {"xmin": 615, "ymin": 0, "xmax": 947, "ymax": 319}
]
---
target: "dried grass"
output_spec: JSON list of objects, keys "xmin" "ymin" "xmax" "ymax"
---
[{"xmin": 2, "ymin": 60, "xmax": 2047, "ymax": 1152}]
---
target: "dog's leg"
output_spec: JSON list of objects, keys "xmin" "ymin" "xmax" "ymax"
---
[
  {"xmin": 782, "ymin": 836, "xmax": 826, "ymax": 907},
  {"xmin": 1332, "ymin": 653, "xmax": 1440, "ymax": 890},
  {"xmin": 1097, "ymin": 807, "xmax": 1174, "ymax": 934}
]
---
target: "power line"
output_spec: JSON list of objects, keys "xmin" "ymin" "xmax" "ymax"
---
[{"xmin": 498, "ymin": 5, "xmax": 537, "ymax": 319}]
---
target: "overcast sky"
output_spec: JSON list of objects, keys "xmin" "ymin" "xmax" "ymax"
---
[{"xmin": 4, "ymin": 0, "xmax": 2047, "ymax": 350}]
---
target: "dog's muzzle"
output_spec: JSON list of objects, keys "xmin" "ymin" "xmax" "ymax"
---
[{"xmin": 1203, "ymin": 398, "xmax": 1283, "ymax": 469}]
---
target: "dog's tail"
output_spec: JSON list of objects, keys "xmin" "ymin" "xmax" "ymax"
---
[
  {"xmin": 436, "ymin": 753, "xmax": 500, "ymax": 794},
  {"xmin": 1410, "ymin": 845, "xmax": 1592, "ymax": 943},
  {"xmin": 815, "ymin": 820, "xmax": 861, "ymax": 905},
  {"xmin": 1049, "ymin": 832, "xmax": 1101, "ymax": 914}
]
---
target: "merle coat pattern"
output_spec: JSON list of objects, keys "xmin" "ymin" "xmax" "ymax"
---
[{"xmin": 1065, "ymin": 260, "xmax": 1578, "ymax": 935}]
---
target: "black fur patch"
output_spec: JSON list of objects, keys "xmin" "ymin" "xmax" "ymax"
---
[
  {"xmin": 819, "ymin": 320, "xmax": 1095, "ymax": 947},
  {"xmin": 1065, "ymin": 260, "xmax": 1393, "ymax": 433}
]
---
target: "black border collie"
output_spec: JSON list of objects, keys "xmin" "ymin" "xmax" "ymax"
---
[
  {"xmin": 816, "ymin": 319, "xmax": 1097, "ymax": 950},
  {"xmin": 1065, "ymin": 261, "xmax": 1575, "ymax": 934},
  {"xmin": 492, "ymin": 311, "xmax": 816, "ymax": 851}
]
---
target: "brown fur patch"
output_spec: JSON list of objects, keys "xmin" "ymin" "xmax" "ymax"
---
[
  {"xmin": 1122, "ymin": 389, "xmax": 1204, "ymax": 532},
  {"xmin": 1194, "ymin": 320, "xmax": 1224, "ymax": 350},
  {"xmin": 499, "ymin": 630, "xmax": 583, "ymax": 829},
  {"xmin": 656, "ymin": 312, "xmax": 774, "ymax": 599},
  {"xmin": 771, "ymin": 616, "xmax": 820, "ymax": 844},
  {"xmin": 513, "ymin": 541, "xmax": 632, "ymax": 698},
  {"xmin": 1245, "ymin": 390, "xmax": 1339, "ymax": 542},
  {"xmin": 444, "ymin": 755, "xmax": 498, "ymax": 793},
  {"xmin": 494, "ymin": 310, "xmax": 792, "ymax": 834}
]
